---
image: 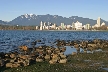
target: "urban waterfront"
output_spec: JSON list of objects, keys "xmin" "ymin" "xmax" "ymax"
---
[{"xmin": 0, "ymin": 0, "xmax": 108, "ymax": 71}]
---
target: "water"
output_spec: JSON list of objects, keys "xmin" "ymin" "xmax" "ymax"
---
[
  {"xmin": 64, "ymin": 46, "xmax": 77, "ymax": 55},
  {"xmin": 0, "ymin": 30, "xmax": 108, "ymax": 53}
]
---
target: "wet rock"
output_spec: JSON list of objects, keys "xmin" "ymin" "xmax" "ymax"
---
[
  {"xmin": 19, "ymin": 45, "xmax": 28, "ymax": 51},
  {"xmin": 44, "ymin": 54, "xmax": 51, "ymax": 60},
  {"xmin": 49, "ymin": 59, "xmax": 58, "ymax": 64},
  {"xmin": 36, "ymin": 56, "xmax": 44, "ymax": 62},
  {"xmin": 59, "ymin": 58, "xmax": 67, "ymax": 64},
  {"xmin": 72, "ymin": 52, "xmax": 77, "ymax": 55},
  {"xmin": 0, "ymin": 58, "xmax": 5, "ymax": 67},
  {"xmin": 59, "ymin": 54, "xmax": 66, "ymax": 59},
  {"xmin": 6, "ymin": 63, "xmax": 13, "ymax": 68},
  {"xmin": 5, "ymin": 62, "xmax": 21, "ymax": 68}
]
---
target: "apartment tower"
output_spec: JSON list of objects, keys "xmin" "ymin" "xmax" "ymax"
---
[{"xmin": 97, "ymin": 17, "xmax": 101, "ymax": 27}]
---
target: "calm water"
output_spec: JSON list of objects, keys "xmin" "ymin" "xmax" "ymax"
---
[{"xmin": 0, "ymin": 30, "xmax": 108, "ymax": 53}]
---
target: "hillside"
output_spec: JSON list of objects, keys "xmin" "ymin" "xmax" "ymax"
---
[
  {"xmin": 1, "ymin": 14, "xmax": 108, "ymax": 26},
  {"xmin": 0, "ymin": 20, "xmax": 8, "ymax": 25}
]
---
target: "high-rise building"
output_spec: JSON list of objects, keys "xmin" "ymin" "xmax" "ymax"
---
[
  {"xmin": 43, "ymin": 22, "xmax": 47, "ymax": 30},
  {"xmin": 44, "ymin": 22, "xmax": 47, "ymax": 26},
  {"xmin": 85, "ymin": 24, "xmax": 90, "ymax": 30},
  {"xmin": 47, "ymin": 22, "xmax": 50, "ymax": 30},
  {"xmin": 97, "ymin": 17, "xmax": 101, "ymax": 27},
  {"xmin": 40, "ymin": 21, "xmax": 43, "ymax": 30},
  {"xmin": 61, "ymin": 23, "xmax": 65, "ymax": 30},
  {"xmin": 53, "ymin": 23, "xmax": 56, "ymax": 29}
]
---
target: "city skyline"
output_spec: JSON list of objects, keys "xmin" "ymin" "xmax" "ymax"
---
[
  {"xmin": 38, "ymin": 17, "xmax": 105, "ymax": 30},
  {"xmin": 0, "ymin": 0, "xmax": 107, "ymax": 21}
]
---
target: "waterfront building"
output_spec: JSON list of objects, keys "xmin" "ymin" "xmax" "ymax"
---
[
  {"xmin": 42, "ymin": 22, "xmax": 47, "ymax": 30},
  {"xmin": 47, "ymin": 22, "xmax": 50, "ymax": 30},
  {"xmin": 36, "ymin": 26, "xmax": 39, "ymax": 30},
  {"xmin": 40, "ymin": 21, "xmax": 43, "ymax": 30},
  {"xmin": 56, "ymin": 27, "xmax": 60, "ymax": 30},
  {"xmin": 72, "ymin": 22, "xmax": 75, "ymax": 30},
  {"xmin": 53, "ymin": 23, "xmax": 56, "ymax": 29},
  {"xmin": 94, "ymin": 24, "xmax": 99, "ymax": 28},
  {"xmin": 46, "ymin": 26, "xmax": 49, "ymax": 30},
  {"xmin": 61, "ymin": 23, "xmax": 65, "ymax": 30},
  {"xmin": 101, "ymin": 22, "xmax": 105, "ymax": 26},
  {"xmin": 97, "ymin": 17, "xmax": 101, "ymax": 27},
  {"xmin": 85, "ymin": 24, "xmax": 90, "ymax": 30},
  {"xmin": 66, "ymin": 25, "xmax": 71, "ymax": 30},
  {"xmin": 44, "ymin": 22, "xmax": 47, "ymax": 26},
  {"xmin": 74, "ymin": 21, "xmax": 83, "ymax": 30},
  {"xmin": 43, "ymin": 26, "xmax": 45, "ymax": 30},
  {"xmin": 64, "ymin": 25, "xmax": 66, "ymax": 30},
  {"xmin": 83, "ymin": 25, "xmax": 86, "ymax": 29},
  {"xmin": 92, "ymin": 26, "xmax": 95, "ymax": 28},
  {"xmin": 51, "ymin": 23, "xmax": 56, "ymax": 29}
]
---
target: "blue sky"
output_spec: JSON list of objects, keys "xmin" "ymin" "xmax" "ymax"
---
[{"xmin": 0, "ymin": 0, "xmax": 107, "ymax": 21}]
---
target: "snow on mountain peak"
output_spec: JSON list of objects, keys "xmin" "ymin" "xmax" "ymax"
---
[
  {"xmin": 21, "ymin": 13, "xmax": 37, "ymax": 19},
  {"xmin": 24, "ymin": 14, "xmax": 29, "ymax": 18},
  {"xmin": 29, "ymin": 13, "xmax": 34, "ymax": 17},
  {"xmin": 4, "ymin": 21, "xmax": 10, "ymax": 22},
  {"xmin": 30, "ymin": 13, "xmax": 33, "ymax": 16}
]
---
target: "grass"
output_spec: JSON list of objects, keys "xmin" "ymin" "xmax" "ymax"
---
[{"xmin": 1, "ymin": 51, "xmax": 108, "ymax": 72}]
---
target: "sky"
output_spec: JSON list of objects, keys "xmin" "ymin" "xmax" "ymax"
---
[{"xmin": 0, "ymin": 0, "xmax": 108, "ymax": 21}]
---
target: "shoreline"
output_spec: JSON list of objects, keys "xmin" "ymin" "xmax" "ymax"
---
[{"xmin": 0, "ymin": 29, "xmax": 108, "ymax": 32}]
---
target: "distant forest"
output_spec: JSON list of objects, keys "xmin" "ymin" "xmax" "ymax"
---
[{"xmin": 0, "ymin": 24, "xmax": 36, "ymax": 30}]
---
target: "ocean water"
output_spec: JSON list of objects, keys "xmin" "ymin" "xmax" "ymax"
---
[{"xmin": 0, "ymin": 30, "xmax": 108, "ymax": 53}]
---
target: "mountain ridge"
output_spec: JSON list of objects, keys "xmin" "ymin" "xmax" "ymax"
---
[
  {"xmin": 0, "ymin": 14, "xmax": 108, "ymax": 26},
  {"xmin": 0, "ymin": 20, "xmax": 8, "ymax": 25}
]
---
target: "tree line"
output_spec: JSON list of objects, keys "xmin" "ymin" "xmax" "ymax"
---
[{"xmin": 0, "ymin": 24, "xmax": 36, "ymax": 30}]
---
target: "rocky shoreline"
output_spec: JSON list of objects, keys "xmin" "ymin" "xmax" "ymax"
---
[{"xmin": 0, "ymin": 39, "xmax": 108, "ymax": 71}]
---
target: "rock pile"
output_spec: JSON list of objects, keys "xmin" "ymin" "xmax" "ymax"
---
[
  {"xmin": 0, "ymin": 39, "xmax": 108, "ymax": 68},
  {"xmin": 0, "ymin": 45, "xmax": 67, "ymax": 68}
]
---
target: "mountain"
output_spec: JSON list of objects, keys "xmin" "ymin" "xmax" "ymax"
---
[
  {"xmin": 0, "ymin": 20, "xmax": 8, "ymax": 25},
  {"xmin": 4, "ymin": 14, "xmax": 108, "ymax": 26}
]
